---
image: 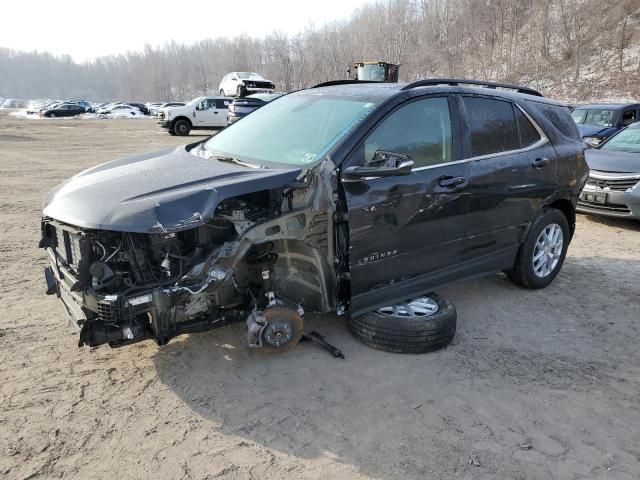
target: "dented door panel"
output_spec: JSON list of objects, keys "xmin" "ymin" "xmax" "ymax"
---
[{"xmin": 343, "ymin": 163, "xmax": 470, "ymax": 299}]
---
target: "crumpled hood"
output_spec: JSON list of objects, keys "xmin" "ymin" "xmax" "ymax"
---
[
  {"xmin": 577, "ymin": 124, "xmax": 613, "ymax": 137},
  {"xmin": 43, "ymin": 145, "xmax": 301, "ymax": 233},
  {"xmin": 585, "ymin": 148, "xmax": 640, "ymax": 173}
]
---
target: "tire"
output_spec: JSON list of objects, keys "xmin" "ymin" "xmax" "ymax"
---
[
  {"xmin": 236, "ymin": 85, "xmax": 245, "ymax": 97},
  {"xmin": 49, "ymin": 112, "xmax": 56, "ymax": 118},
  {"xmin": 168, "ymin": 129, "xmax": 177, "ymax": 136},
  {"xmin": 219, "ymin": 89, "xmax": 225, "ymax": 96},
  {"xmin": 348, "ymin": 293, "xmax": 456, "ymax": 354},
  {"xmin": 507, "ymin": 208, "xmax": 570, "ymax": 289},
  {"xmin": 173, "ymin": 119, "xmax": 191, "ymax": 136}
]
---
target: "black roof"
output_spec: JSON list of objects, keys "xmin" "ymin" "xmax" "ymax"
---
[
  {"xmin": 303, "ymin": 81, "xmax": 565, "ymax": 106},
  {"xmin": 574, "ymin": 103, "xmax": 640, "ymax": 110}
]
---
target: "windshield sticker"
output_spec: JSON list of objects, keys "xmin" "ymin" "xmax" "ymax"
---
[{"xmin": 300, "ymin": 152, "xmax": 317, "ymax": 163}]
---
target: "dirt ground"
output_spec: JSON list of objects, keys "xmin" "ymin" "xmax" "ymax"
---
[{"xmin": 0, "ymin": 112, "xmax": 639, "ymax": 480}]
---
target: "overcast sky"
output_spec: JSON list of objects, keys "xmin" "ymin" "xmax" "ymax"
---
[{"xmin": 1, "ymin": 0, "xmax": 371, "ymax": 61}]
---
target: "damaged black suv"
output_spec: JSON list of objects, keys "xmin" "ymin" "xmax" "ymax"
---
[{"xmin": 40, "ymin": 79, "xmax": 588, "ymax": 354}]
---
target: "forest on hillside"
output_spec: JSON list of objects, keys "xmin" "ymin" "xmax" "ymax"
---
[{"xmin": 1, "ymin": 0, "xmax": 639, "ymax": 102}]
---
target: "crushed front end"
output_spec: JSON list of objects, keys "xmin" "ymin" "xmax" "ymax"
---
[{"xmin": 39, "ymin": 215, "xmax": 247, "ymax": 348}]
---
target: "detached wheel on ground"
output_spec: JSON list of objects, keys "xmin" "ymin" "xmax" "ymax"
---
[
  {"xmin": 172, "ymin": 119, "xmax": 191, "ymax": 136},
  {"xmin": 348, "ymin": 293, "xmax": 456, "ymax": 353},
  {"xmin": 507, "ymin": 208, "xmax": 570, "ymax": 289}
]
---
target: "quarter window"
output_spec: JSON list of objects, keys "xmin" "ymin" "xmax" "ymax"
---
[
  {"xmin": 515, "ymin": 107, "xmax": 541, "ymax": 147},
  {"xmin": 462, "ymin": 97, "xmax": 519, "ymax": 157},
  {"xmin": 363, "ymin": 97, "xmax": 453, "ymax": 168}
]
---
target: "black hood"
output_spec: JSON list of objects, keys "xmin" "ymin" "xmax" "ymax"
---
[
  {"xmin": 43, "ymin": 145, "xmax": 301, "ymax": 233},
  {"xmin": 585, "ymin": 148, "xmax": 640, "ymax": 173}
]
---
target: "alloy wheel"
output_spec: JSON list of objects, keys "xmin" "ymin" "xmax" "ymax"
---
[
  {"xmin": 376, "ymin": 296, "xmax": 439, "ymax": 317},
  {"xmin": 532, "ymin": 223, "xmax": 564, "ymax": 278}
]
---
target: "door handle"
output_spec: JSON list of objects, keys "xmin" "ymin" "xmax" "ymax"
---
[
  {"xmin": 438, "ymin": 176, "xmax": 467, "ymax": 188},
  {"xmin": 532, "ymin": 157, "xmax": 550, "ymax": 168}
]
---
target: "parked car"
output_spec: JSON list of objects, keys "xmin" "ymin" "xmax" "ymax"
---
[
  {"xmin": 73, "ymin": 100, "xmax": 92, "ymax": 112},
  {"xmin": 218, "ymin": 72, "xmax": 275, "ymax": 97},
  {"xmin": 227, "ymin": 93, "xmax": 284, "ymax": 125},
  {"xmin": 100, "ymin": 105, "xmax": 142, "ymax": 117},
  {"xmin": 577, "ymin": 121, "xmax": 640, "ymax": 219},
  {"xmin": 571, "ymin": 103, "xmax": 640, "ymax": 147},
  {"xmin": 125, "ymin": 102, "xmax": 150, "ymax": 115},
  {"xmin": 157, "ymin": 96, "xmax": 231, "ymax": 135},
  {"xmin": 39, "ymin": 79, "xmax": 586, "ymax": 354},
  {"xmin": 96, "ymin": 103, "xmax": 119, "ymax": 114},
  {"xmin": 152, "ymin": 102, "xmax": 185, "ymax": 117},
  {"xmin": 146, "ymin": 102, "xmax": 163, "ymax": 115},
  {"xmin": 40, "ymin": 102, "xmax": 86, "ymax": 118}
]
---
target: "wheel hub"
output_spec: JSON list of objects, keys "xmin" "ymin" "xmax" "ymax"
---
[{"xmin": 263, "ymin": 320, "xmax": 294, "ymax": 348}]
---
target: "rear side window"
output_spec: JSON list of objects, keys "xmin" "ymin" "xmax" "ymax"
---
[
  {"xmin": 515, "ymin": 107, "xmax": 541, "ymax": 147},
  {"xmin": 216, "ymin": 99, "xmax": 231, "ymax": 109},
  {"xmin": 462, "ymin": 97, "xmax": 519, "ymax": 157}
]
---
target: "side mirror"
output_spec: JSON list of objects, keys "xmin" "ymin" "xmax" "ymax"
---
[{"xmin": 343, "ymin": 150, "xmax": 414, "ymax": 180}]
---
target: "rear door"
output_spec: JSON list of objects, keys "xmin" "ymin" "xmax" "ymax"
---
[
  {"xmin": 343, "ymin": 95, "xmax": 470, "ymax": 314},
  {"xmin": 461, "ymin": 95, "xmax": 557, "ymax": 263}
]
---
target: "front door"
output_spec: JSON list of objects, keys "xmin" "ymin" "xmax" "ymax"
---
[
  {"xmin": 194, "ymin": 99, "xmax": 217, "ymax": 126},
  {"xmin": 342, "ymin": 96, "xmax": 470, "ymax": 315}
]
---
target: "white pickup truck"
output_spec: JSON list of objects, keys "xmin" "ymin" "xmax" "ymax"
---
[{"xmin": 157, "ymin": 96, "xmax": 233, "ymax": 136}]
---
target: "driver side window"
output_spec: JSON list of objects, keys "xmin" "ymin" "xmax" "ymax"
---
[{"xmin": 363, "ymin": 97, "xmax": 453, "ymax": 168}]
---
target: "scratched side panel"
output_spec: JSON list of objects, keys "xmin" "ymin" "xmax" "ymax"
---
[{"xmin": 344, "ymin": 164, "xmax": 469, "ymax": 298}]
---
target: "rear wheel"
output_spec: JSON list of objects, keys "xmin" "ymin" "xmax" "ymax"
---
[
  {"xmin": 507, "ymin": 208, "xmax": 569, "ymax": 289},
  {"xmin": 236, "ymin": 85, "xmax": 246, "ymax": 97},
  {"xmin": 168, "ymin": 129, "xmax": 177, "ymax": 136},
  {"xmin": 173, "ymin": 119, "xmax": 191, "ymax": 136},
  {"xmin": 348, "ymin": 293, "xmax": 456, "ymax": 353}
]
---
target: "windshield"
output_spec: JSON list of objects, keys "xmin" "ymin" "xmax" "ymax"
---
[
  {"xmin": 203, "ymin": 93, "xmax": 379, "ymax": 166},
  {"xmin": 357, "ymin": 64, "xmax": 386, "ymax": 82},
  {"xmin": 237, "ymin": 72, "xmax": 263, "ymax": 80},
  {"xmin": 571, "ymin": 109, "xmax": 618, "ymax": 127},
  {"xmin": 600, "ymin": 127, "xmax": 640, "ymax": 153},
  {"xmin": 187, "ymin": 97, "xmax": 206, "ymax": 107}
]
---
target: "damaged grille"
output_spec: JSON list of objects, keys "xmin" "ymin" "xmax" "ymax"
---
[
  {"xmin": 48, "ymin": 223, "xmax": 93, "ymax": 277},
  {"xmin": 97, "ymin": 297, "xmax": 133, "ymax": 324}
]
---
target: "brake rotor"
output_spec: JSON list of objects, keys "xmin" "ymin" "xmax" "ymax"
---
[{"xmin": 260, "ymin": 306, "xmax": 304, "ymax": 354}]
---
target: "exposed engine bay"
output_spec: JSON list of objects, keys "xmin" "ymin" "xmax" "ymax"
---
[{"xmin": 41, "ymin": 172, "xmax": 348, "ymax": 352}]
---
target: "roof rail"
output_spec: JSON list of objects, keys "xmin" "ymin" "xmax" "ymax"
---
[
  {"xmin": 311, "ymin": 80, "xmax": 381, "ymax": 89},
  {"xmin": 401, "ymin": 78, "xmax": 543, "ymax": 97}
]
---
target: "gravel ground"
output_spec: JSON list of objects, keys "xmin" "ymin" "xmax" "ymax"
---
[{"xmin": 1, "ymin": 112, "xmax": 639, "ymax": 480}]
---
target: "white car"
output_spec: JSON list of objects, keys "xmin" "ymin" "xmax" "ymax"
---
[
  {"xmin": 157, "ymin": 96, "xmax": 232, "ymax": 135},
  {"xmin": 218, "ymin": 72, "xmax": 275, "ymax": 97},
  {"xmin": 102, "ymin": 105, "xmax": 142, "ymax": 117}
]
